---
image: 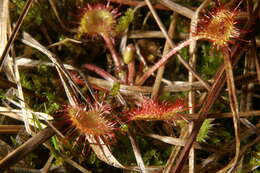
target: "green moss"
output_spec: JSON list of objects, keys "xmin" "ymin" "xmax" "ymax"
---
[
  {"xmin": 116, "ymin": 8, "xmax": 135, "ymax": 33},
  {"xmin": 143, "ymin": 149, "xmax": 163, "ymax": 165},
  {"xmin": 110, "ymin": 82, "xmax": 120, "ymax": 96},
  {"xmin": 197, "ymin": 119, "xmax": 214, "ymax": 143},
  {"xmin": 11, "ymin": 0, "xmax": 42, "ymax": 28},
  {"xmin": 179, "ymin": 47, "xmax": 189, "ymax": 60},
  {"xmin": 198, "ymin": 43, "xmax": 223, "ymax": 79}
]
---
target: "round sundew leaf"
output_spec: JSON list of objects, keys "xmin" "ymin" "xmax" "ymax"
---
[
  {"xmin": 78, "ymin": 4, "xmax": 117, "ymax": 37},
  {"xmin": 64, "ymin": 104, "xmax": 116, "ymax": 137},
  {"xmin": 195, "ymin": 7, "xmax": 240, "ymax": 48}
]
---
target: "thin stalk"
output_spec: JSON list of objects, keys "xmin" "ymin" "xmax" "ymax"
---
[
  {"xmin": 83, "ymin": 64, "xmax": 119, "ymax": 82},
  {"xmin": 136, "ymin": 37, "xmax": 199, "ymax": 85},
  {"xmin": 0, "ymin": 125, "xmax": 57, "ymax": 171},
  {"xmin": 101, "ymin": 34, "xmax": 125, "ymax": 81}
]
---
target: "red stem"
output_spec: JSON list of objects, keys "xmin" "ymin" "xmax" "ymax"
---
[
  {"xmin": 83, "ymin": 63, "xmax": 119, "ymax": 82},
  {"xmin": 101, "ymin": 34, "xmax": 124, "ymax": 73},
  {"xmin": 127, "ymin": 60, "xmax": 135, "ymax": 85},
  {"xmin": 135, "ymin": 38, "xmax": 195, "ymax": 85}
]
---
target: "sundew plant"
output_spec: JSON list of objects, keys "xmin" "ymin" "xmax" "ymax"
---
[{"xmin": 0, "ymin": 0, "xmax": 259, "ymax": 172}]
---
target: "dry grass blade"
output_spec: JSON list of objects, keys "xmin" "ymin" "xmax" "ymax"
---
[
  {"xmin": 172, "ymin": 46, "xmax": 242, "ymax": 173},
  {"xmin": 43, "ymin": 142, "xmax": 92, "ymax": 173},
  {"xmin": 21, "ymin": 32, "xmax": 79, "ymax": 106},
  {"xmin": 0, "ymin": 125, "xmax": 56, "ymax": 171},
  {"xmin": 146, "ymin": 133, "xmax": 202, "ymax": 149},
  {"xmin": 197, "ymin": 123, "xmax": 260, "ymax": 173},
  {"xmin": 14, "ymin": 58, "xmax": 32, "ymax": 133},
  {"xmin": 163, "ymin": 126, "xmax": 189, "ymax": 173},
  {"xmin": 158, "ymin": 0, "xmax": 195, "ymax": 19},
  {"xmin": 0, "ymin": 0, "xmax": 8, "ymax": 56},
  {"xmin": 128, "ymin": 130, "xmax": 146, "ymax": 173},
  {"xmin": 0, "ymin": 0, "xmax": 34, "ymax": 69},
  {"xmin": 220, "ymin": 49, "xmax": 241, "ymax": 172},
  {"xmin": 0, "ymin": 106, "xmax": 52, "ymax": 122},
  {"xmin": 40, "ymin": 155, "xmax": 54, "ymax": 173},
  {"xmin": 0, "ymin": 125, "xmax": 23, "ymax": 134},
  {"xmin": 85, "ymin": 135, "xmax": 126, "ymax": 169}
]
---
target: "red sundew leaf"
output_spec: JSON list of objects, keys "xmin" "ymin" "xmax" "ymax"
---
[
  {"xmin": 127, "ymin": 99, "xmax": 188, "ymax": 121},
  {"xmin": 194, "ymin": 4, "xmax": 241, "ymax": 48},
  {"xmin": 61, "ymin": 103, "xmax": 117, "ymax": 139}
]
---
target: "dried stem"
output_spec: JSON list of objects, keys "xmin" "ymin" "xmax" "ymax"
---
[
  {"xmin": 0, "ymin": 125, "xmax": 23, "ymax": 134},
  {"xmin": 158, "ymin": 0, "xmax": 195, "ymax": 19},
  {"xmin": 222, "ymin": 49, "xmax": 240, "ymax": 172}
]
